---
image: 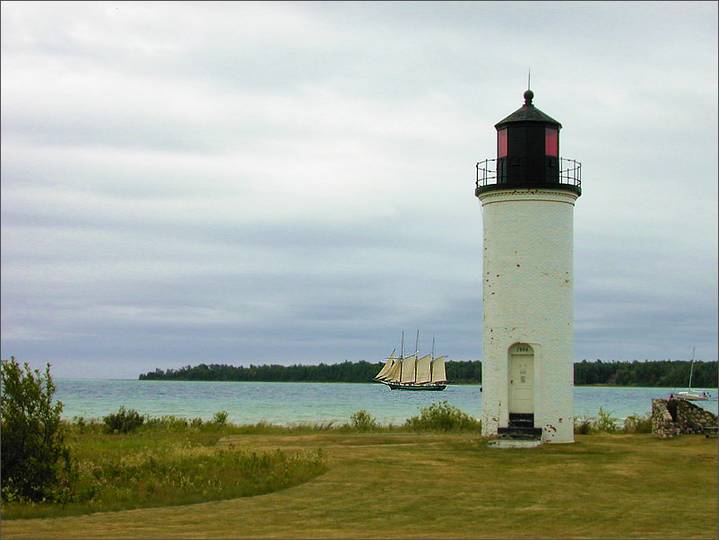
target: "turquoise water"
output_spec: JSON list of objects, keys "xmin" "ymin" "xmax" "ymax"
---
[{"xmin": 55, "ymin": 380, "xmax": 718, "ymax": 425}]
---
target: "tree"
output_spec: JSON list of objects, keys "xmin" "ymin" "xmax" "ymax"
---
[{"xmin": 0, "ymin": 356, "xmax": 76, "ymax": 502}]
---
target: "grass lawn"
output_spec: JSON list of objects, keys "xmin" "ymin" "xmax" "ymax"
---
[{"xmin": 2, "ymin": 429, "xmax": 716, "ymax": 539}]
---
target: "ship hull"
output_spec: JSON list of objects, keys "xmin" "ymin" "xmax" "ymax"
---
[
  {"xmin": 386, "ymin": 382, "xmax": 447, "ymax": 391},
  {"xmin": 674, "ymin": 392, "xmax": 712, "ymax": 401}
]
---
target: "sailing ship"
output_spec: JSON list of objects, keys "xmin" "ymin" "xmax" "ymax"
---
[
  {"xmin": 374, "ymin": 331, "xmax": 448, "ymax": 391},
  {"xmin": 674, "ymin": 347, "xmax": 714, "ymax": 401}
]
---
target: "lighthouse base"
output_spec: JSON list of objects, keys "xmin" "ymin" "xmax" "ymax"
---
[{"xmin": 488, "ymin": 439, "xmax": 542, "ymax": 449}]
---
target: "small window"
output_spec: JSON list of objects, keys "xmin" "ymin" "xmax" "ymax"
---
[
  {"xmin": 545, "ymin": 128, "xmax": 558, "ymax": 157},
  {"xmin": 498, "ymin": 128, "xmax": 508, "ymax": 158}
]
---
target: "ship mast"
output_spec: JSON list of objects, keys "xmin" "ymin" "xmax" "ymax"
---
[
  {"xmin": 414, "ymin": 330, "xmax": 420, "ymax": 383},
  {"xmin": 399, "ymin": 331, "xmax": 404, "ymax": 381},
  {"xmin": 688, "ymin": 346, "xmax": 696, "ymax": 391},
  {"xmin": 431, "ymin": 335, "xmax": 436, "ymax": 381}
]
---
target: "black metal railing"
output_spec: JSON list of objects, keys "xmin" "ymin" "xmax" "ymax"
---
[
  {"xmin": 560, "ymin": 158, "xmax": 581, "ymax": 187},
  {"xmin": 476, "ymin": 158, "xmax": 497, "ymax": 187},
  {"xmin": 475, "ymin": 157, "xmax": 582, "ymax": 191}
]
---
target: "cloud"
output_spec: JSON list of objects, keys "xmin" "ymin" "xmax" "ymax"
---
[{"xmin": 1, "ymin": 1, "xmax": 717, "ymax": 377}]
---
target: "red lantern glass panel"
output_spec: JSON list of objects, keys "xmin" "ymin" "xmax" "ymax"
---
[
  {"xmin": 545, "ymin": 128, "xmax": 558, "ymax": 157},
  {"xmin": 498, "ymin": 129, "xmax": 508, "ymax": 157}
]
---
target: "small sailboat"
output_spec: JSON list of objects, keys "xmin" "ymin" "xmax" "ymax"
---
[
  {"xmin": 674, "ymin": 347, "xmax": 713, "ymax": 401},
  {"xmin": 374, "ymin": 331, "xmax": 447, "ymax": 391}
]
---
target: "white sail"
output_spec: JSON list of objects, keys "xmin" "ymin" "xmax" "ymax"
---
[
  {"xmin": 375, "ymin": 352, "xmax": 396, "ymax": 380},
  {"xmin": 431, "ymin": 356, "xmax": 447, "ymax": 383},
  {"xmin": 384, "ymin": 358, "xmax": 403, "ymax": 383},
  {"xmin": 415, "ymin": 354, "xmax": 432, "ymax": 384},
  {"xmin": 400, "ymin": 354, "xmax": 417, "ymax": 384},
  {"xmin": 376, "ymin": 360, "xmax": 396, "ymax": 381}
]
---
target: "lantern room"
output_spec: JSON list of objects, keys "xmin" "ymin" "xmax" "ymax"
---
[{"xmin": 475, "ymin": 89, "xmax": 581, "ymax": 197}]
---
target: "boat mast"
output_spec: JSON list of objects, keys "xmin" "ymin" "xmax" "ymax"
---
[
  {"xmin": 414, "ymin": 330, "xmax": 420, "ymax": 382},
  {"xmin": 688, "ymin": 346, "xmax": 696, "ymax": 391},
  {"xmin": 400, "ymin": 331, "xmax": 404, "ymax": 381},
  {"xmin": 431, "ymin": 335, "xmax": 436, "ymax": 381}
]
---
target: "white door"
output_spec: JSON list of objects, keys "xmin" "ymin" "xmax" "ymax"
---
[{"xmin": 509, "ymin": 344, "xmax": 534, "ymax": 414}]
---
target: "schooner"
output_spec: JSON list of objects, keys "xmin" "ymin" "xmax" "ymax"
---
[{"xmin": 374, "ymin": 331, "xmax": 447, "ymax": 391}]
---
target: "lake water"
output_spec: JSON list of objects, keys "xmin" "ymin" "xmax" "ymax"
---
[{"xmin": 55, "ymin": 380, "xmax": 718, "ymax": 425}]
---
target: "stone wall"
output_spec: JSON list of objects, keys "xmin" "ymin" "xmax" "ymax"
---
[{"xmin": 651, "ymin": 398, "xmax": 718, "ymax": 438}]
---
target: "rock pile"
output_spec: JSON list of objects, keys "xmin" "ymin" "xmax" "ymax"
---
[{"xmin": 651, "ymin": 398, "xmax": 718, "ymax": 438}]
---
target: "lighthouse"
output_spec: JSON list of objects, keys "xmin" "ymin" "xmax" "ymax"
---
[{"xmin": 476, "ymin": 89, "xmax": 581, "ymax": 444}]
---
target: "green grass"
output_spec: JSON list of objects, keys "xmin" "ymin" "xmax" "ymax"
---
[
  {"xmin": 2, "ymin": 420, "xmax": 326, "ymax": 520},
  {"xmin": 2, "ymin": 416, "xmax": 717, "ymax": 539}
]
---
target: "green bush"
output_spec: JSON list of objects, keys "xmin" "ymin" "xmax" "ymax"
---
[
  {"xmin": 404, "ymin": 401, "xmax": 480, "ymax": 432},
  {"xmin": 593, "ymin": 407, "xmax": 619, "ymax": 433},
  {"xmin": 349, "ymin": 410, "xmax": 378, "ymax": 431},
  {"xmin": 623, "ymin": 414, "xmax": 652, "ymax": 433},
  {"xmin": 103, "ymin": 406, "xmax": 145, "ymax": 434},
  {"xmin": 72, "ymin": 416, "xmax": 87, "ymax": 433},
  {"xmin": 574, "ymin": 417, "xmax": 593, "ymax": 435},
  {"xmin": 0, "ymin": 357, "xmax": 77, "ymax": 503},
  {"xmin": 574, "ymin": 409, "xmax": 620, "ymax": 435},
  {"xmin": 213, "ymin": 410, "xmax": 229, "ymax": 425}
]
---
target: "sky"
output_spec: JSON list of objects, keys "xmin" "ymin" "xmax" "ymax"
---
[{"xmin": 1, "ymin": 1, "xmax": 717, "ymax": 379}]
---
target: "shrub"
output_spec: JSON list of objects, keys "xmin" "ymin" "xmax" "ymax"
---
[
  {"xmin": 623, "ymin": 413, "xmax": 652, "ymax": 433},
  {"xmin": 103, "ymin": 406, "xmax": 145, "ymax": 434},
  {"xmin": 213, "ymin": 410, "xmax": 229, "ymax": 425},
  {"xmin": 404, "ymin": 401, "xmax": 480, "ymax": 432},
  {"xmin": 73, "ymin": 416, "xmax": 87, "ymax": 433},
  {"xmin": 0, "ymin": 357, "xmax": 77, "ymax": 502},
  {"xmin": 593, "ymin": 407, "xmax": 619, "ymax": 433},
  {"xmin": 349, "ymin": 410, "xmax": 378, "ymax": 431},
  {"xmin": 574, "ymin": 417, "xmax": 593, "ymax": 435}
]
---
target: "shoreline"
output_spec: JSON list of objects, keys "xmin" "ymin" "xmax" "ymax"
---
[{"xmin": 57, "ymin": 377, "xmax": 718, "ymax": 390}]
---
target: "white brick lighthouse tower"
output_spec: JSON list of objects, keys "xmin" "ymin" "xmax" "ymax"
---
[{"xmin": 476, "ymin": 89, "xmax": 581, "ymax": 444}]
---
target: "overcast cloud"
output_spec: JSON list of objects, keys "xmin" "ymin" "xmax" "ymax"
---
[{"xmin": 1, "ymin": 1, "xmax": 717, "ymax": 378}]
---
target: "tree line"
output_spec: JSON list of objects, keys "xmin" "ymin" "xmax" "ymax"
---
[
  {"xmin": 139, "ymin": 359, "xmax": 717, "ymax": 387},
  {"xmin": 573, "ymin": 359, "xmax": 716, "ymax": 387}
]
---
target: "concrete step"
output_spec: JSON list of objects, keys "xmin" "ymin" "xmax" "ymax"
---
[
  {"xmin": 498, "ymin": 426, "xmax": 542, "ymax": 440},
  {"xmin": 489, "ymin": 439, "xmax": 543, "ymax": 449}
]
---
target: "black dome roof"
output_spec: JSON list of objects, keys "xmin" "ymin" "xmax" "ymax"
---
[{"xmin": 495, "ymin": 90, "xmax": 561, "ymax": 129}]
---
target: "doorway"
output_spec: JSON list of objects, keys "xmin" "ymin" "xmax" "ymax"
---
[{"xmin": 509, "ymin": 343, "xmax": 534, "ymax": 415}]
